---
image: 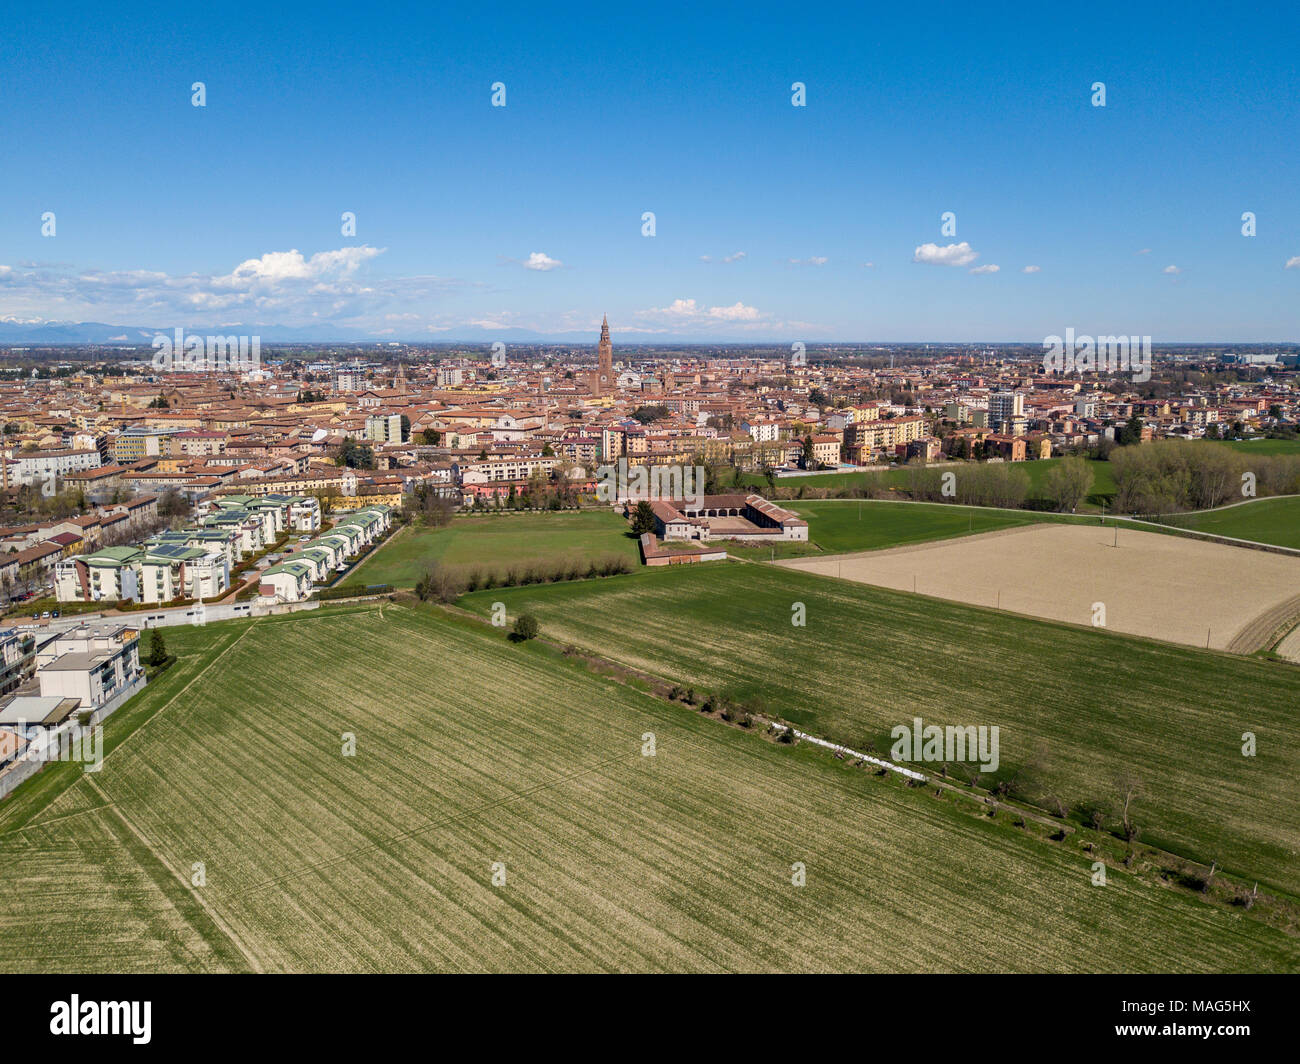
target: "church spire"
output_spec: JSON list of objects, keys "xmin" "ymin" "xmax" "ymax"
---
[{"xmin": 596, "ymin": 314, "xmax": 613, "ymax": 393}]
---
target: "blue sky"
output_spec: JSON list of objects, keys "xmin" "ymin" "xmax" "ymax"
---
[{"xmin": 1, "ymin": 0, "xmax": 1298, "ymax": 341}]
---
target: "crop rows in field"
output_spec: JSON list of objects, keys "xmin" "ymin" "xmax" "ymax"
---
[
  {"xmin": 465, "ymin": 564, "xmax": 1300, "ymax": 897},
  {"xmin": 1, "ymin": 604, "xmax": 1294, "ymax": 971}
]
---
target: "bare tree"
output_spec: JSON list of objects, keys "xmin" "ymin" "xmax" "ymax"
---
[
  {"xmin": 1114, "ymin": 770, "xmax": 1143, "ymax": 841},
  {"xmin": 1042, "ymin": 457, "xmax": 1094, "ymax": 513}
]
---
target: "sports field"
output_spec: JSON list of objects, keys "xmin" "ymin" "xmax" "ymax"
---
[
  {"xmin": 778, "ymin": 522, "xmax": 1300, "ymax": 651},
  {"xmin": 2, "ymin": 603, "xmax": 1293, "ymax": 972},
  {"xmin": 348, "ymin": 511, "xmax": 639, "ymax": 587},
  {"xmin": 1163, "ymin": 496, "xmax": 1300, "ymax": 551},
  {"xmin": 465, "ymin": 563, "xmax": 1300, "ymax": 897}
]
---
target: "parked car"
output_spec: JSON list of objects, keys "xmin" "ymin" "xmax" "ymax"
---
[{"xmin": 41, "ymin": 612, "xmax": 50, "ymax": 619}]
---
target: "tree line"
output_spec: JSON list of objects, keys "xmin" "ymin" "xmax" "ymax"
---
[{"xmin": 1110, "ymin": 440, "xmax": 1300, "ymax": 515}]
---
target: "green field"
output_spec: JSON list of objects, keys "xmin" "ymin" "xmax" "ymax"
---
[
  {"xmin": 1223, "ymin": 438, "xmax": 1300, "ymax": 456},
  {"xmin": 727, "ymin": 501, "xmax": 1041, "ymax": 560},
  {"xmin": 465, "ymin": 564, "xmax": 1300, "ymax": 897},
  {"xmin": 1163, "ymin": 496, "xmax": 1300, "ymax": 550},
  {"xmin": 1021, "ymin": 456, "xmax": 1117, "ymax": 505},
  {"xmin": 2, "ymin": 602, "xmax": 1294, "ymax": 972},
  {"xmin": 349, "ymin": 511, "xmax": 639, "ymax": 587},
  {"xmin": 730, "ymin": 458, "xmax": 1117, "ymax": 510}
]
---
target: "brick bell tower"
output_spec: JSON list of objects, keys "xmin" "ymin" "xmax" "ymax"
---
[{"xmin": 596, "ymin": 314, "xmax": 613, "ymax": 393}]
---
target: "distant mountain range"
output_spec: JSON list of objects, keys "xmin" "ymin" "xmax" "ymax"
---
[
  {"xmin": 0, "ymin": 320, "xmax": 367, "ymax": 344},
  {"xmin": 0, "ymin": 320, "xmax": 837, "ymax": 346},
  {"xmin": 3, "ymin": 320, "xmax": 1289, "ymax": 348}
]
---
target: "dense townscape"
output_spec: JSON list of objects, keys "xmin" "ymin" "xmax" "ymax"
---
[{"xmin": 1, "ymin": 328, "xmax": 1296, "ymax": 609}]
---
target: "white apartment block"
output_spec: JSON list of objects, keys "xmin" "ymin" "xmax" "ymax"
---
[{"xmin": 7, "ymin": 448, "xmax": 102, "ymax": 486}]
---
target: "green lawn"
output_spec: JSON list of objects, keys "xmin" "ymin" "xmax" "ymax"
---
[
  {"xmin": 349, "ymin": 511, "xmax": 640, "ymax": 587},
  {"xmin": 1, "ymin": 602, "xmax": 1293, "ymax": 972},
  {"xmin": 464, "ymin": 564, "xmax": 1300, "ymax": 898},
  {"xmin": 1165, "ymin": 496, "xmax": 1300, "ymax": 550}
]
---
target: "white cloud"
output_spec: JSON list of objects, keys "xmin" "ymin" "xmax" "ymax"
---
[
  {"xmin": 723, "ymin": 251, "xmax": 746, "ymax": 263},
  {"xmin": 914, "ymin": 242, "xmax": 979, "ymax": 267},
  {"xmin": 223, "ymin": 246, "xmax": 381, "ymax": 284},
  {"xmin": 1022, "ymin": 265, "xmax": 1041, "ymax": 274},
  {"xmin": 1285, "ymin": 256, "xmax": 1300, "ymax": 270},
  {"xmin": 969, "ymin": 264, "xmax": 1000, "ymax": 274},
  {"xmin": 638, "ymin": 298, "xmax": 764, "ymax": 326},
  {"xmin": 1136, "ymin": 248, "xmax": 1152, "ymax": 255},
  {"xmin": 708, "ymin": 302, "xmax": 761, "ymax": 321},
  {"xmin": 522, "ymin": 252, "xmax": 562, "ymax": 271},
  {"xmin": 862, "ymin": 262, "xmax": 876, "ymax": 268},
  {"xmin": 0, "ymin": 247, "xmax": 471, "ymax": 330},
  {"xmin": 648, "ymin": 298, "xmax": 701, "ymax": 319},
  {"xmin": 1163, "ymin": 264, "xmax": 1181, "ymax": 274},
  {"xmin": 787, "ymin": 256, "xmax": 828, "ymax": 266}
]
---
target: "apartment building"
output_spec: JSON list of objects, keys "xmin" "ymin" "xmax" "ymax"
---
[
  {"xmin": 36, "ymin": 622, "xmax": 143, "ymax": 712},
  {"xmin": 113, "ymin": 426, "xmax": 182, "ymax": 462},
  {"xmin": 365, "ymin": 413, "xmax": 404, "ymax": 444},
  {"xmin": 6, "ymin": 448, "xmax": 102, "ymax": 486},
  {"xmin": 988, "ymin": 392, "xmax": 1025, "ymax": 432},
  {"xmin": 139, "ymin": 544, "xmax": 230, "ymax": 604}
]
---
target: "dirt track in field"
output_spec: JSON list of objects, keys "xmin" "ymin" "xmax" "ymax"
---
[{"xmin": 776, "ymin": 523, "xmax": 1300, "ymax": 653}]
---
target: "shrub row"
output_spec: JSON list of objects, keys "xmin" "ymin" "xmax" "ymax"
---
[
  {"xmin": 315, "ymin": 582, "xmax": 393, "ymax": 601},
  {"xmin": 461, "ymin": 554, "xmax": 633, "ymax": 592}
]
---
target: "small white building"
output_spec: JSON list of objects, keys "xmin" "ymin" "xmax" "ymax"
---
[
  {"xmin": 258, "ymin": 560, "xmax": 314, "ymax": 603},
  {"xmin": 289, "ymin": 496, "xmax": 322, "ymax": 532}
]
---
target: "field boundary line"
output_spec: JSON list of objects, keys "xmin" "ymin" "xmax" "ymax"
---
[
  {"xmin": 1118, "ymin": 515, "xmax": 1300, "ymax": 557},
  {"xmin": 0, "ymin": 621, "xmax": 265, "ymax": 840},
  {"xmin": 798, "ymin": 495, "xmax": 1300, "ymax": 555},
  {"xmin": 102, "ymin": 619, "xmax": 261, "ymax": 769},
  {"xmin": 1138, "ymin": 492, "xmax": 1300, "ymax": 518},
  {"xmin": 84, "ymin": 774, "xmax": 265, "ymax": 973},
  {"xmin": 780, "ymin": 523, "xmax": 1044, "ymax": 564},
  {"xmin": 0, "ymin": 801, "xmax": 115, "ymax": 840}
]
